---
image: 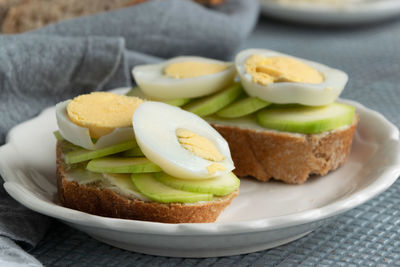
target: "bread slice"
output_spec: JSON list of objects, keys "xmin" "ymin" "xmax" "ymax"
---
[
  {"xmin": 1, "ymin": 0, "xmax": 225, "ymax": 34},
  {"xmin": 0, "ymin": 0, "xmax": 21, "ymax": 25},
  {"xmin": 56, "ymin": 142, "xmax": 238, "ymax": 223},
  {"xmin": 211, "ymin": 115, "xmax": 358, "ymax": 184},
  {"xmin": 195, "ymin": 0, "xmax": 225, "ymax": 5}
]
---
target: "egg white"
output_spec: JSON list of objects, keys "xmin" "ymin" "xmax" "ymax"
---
[
  {"xmin": 56, "ymin": 100, "xmax": 134, "ymax": 150},
  {"xmin": 132, "ymin": 102, "xmax": 234, "ymax": 180},
  {"xmin": 235, "ymin": 49, "xmax": 348, "ymax": 106},
  {"xmin": 132, "ymin": 56, "xmax": 236, "ymax": 100}
]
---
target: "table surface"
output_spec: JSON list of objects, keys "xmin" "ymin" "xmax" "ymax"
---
[{"xmin": 30, "ymin": 16, "xmax": 400, "ymax": 266}]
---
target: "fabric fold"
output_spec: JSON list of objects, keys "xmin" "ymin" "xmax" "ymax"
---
[
  {"xmin": 32, "ymin": 0, "xmax": 259, "ymax": 60},
  {"xmin": 71, "ymin": 37, "xmax": 127, "ymax": 89},
  {"xmin": 0, "ymin": 237, "xmax": 42, "ymax": 267}
]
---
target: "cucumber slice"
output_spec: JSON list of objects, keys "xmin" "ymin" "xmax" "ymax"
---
[
  {"xmin": 257, "ymin": 102, "xmax": 355, "ymax": 134},
  {"xmin": 217, "ymin": 97, "xmax": 270, "ymax": 118},
  {"xmin": 183, "ymin": 83, "xmax": 244, "ymax": 117},
  {"xmin": 131, "ymin": 173, "xmax": 213, "ymax": 203},
  {"xmin": 155, "ymin": 172, "xmax": 239, "ymax": 196},
  {"xmin": 120, "ymin": 146, "xmax": 145, "ymax": 157},
  {"xmin": 87, "ymin": 157, "xmax": 162, "ymax": 173},
  {"xmin": 126, "ymin": 86, "xmax": 191, "ymax": 107},
  {"xmin": 65, "ymin": 141, "xmax": 137, "ymax": 164}
]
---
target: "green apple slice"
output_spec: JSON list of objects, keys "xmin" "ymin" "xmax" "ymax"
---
[
  {"xmin": 257, "ymin": 102, "xmax": 355, "ymax": 134},
  {"xmin": 65, "ymin": 141, "xmax": 137, "ymax": 164},
  {"xmin": 131, "ymin": 173, "xmax": 213, "ymax": 203},
  {"xmin": 102, "ymin": 173, "xmax": 149, "ymax": 200},
  {"xmin": 183, "ymin": 82, "xmax": 244, "ymax": 117},
  {"xmin": 53, "ymin": 130, "xmax": 64, "ymax": 141},
  {"xmin": 217, "ymin": 97, "xmax": 271, "ymax": 118},
  {"xmin": 126, "ymin": 86, "xmax": 147, "ymax": 98},
  {"xmin": 66, "ymin": 167, "xmax": 104, "ymax": 184},
  {"xmin": 54, "ymin": 131, "xmax": 84, "ymax": 154},
  {"xmin": 155, "ymin": 172, "xmax": 239, "ymax": 196},
  {"xmin": 126, "ymin": 86, "xmax": 191, "ymax": 107},
  {"xmin": 163, "ymin": 98, "xmax": 192, "ymax": 107},
  {"xmin": 60, "ymin": 141, "xmax": 81, "ymax": 154},
  {"xmin": 120, "ymin": 146, "xmax": 145, "ymax": 157},
  {"xmin": 87, "ymin": 157, "xmax": 162, "ymax": 173},
  {"xmin": 103, "ymin": 173, "xmax": 141, "ymax": 192}
]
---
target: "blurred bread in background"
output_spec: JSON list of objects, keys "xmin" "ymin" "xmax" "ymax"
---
[
  {"xmin": 1, "ymin": 0, "xmax": 224, "ymax": 34},
  {"xmin": 0, "ymin": 0, "xmax": 21, "ymax": 25}
]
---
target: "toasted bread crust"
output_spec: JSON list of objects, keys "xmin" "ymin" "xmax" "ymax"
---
[
  {"xmin": 56, "ymin": 142, "xmax": 238, "ymax": 223},
  {"xmin": 212, "ymin": 116, "xmax": 358, "ymax": 184}
]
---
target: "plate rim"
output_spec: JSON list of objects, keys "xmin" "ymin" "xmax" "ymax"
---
[
  {"xmin": 1, "ymin": 97, "xmax": 400, "ymax": 236},
  {"xmin": 259, "ymin": 0, "xmax": 400, "ymax": 24}
]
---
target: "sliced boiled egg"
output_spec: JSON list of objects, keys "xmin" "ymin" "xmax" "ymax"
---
[
  {"xmin": 132, "ymin": 56, "xmax": 236, "ymax": 100},
  {"xmin": 235, "ymin": 49, "xmax": 348, "ymax": 106},
  {"xmin": 56, "ymin": 92, "xmax": 143, "ymax": 150},
  {"xmin": 133, "ymin": 102, "xmax": 234, "ymax": 179}
]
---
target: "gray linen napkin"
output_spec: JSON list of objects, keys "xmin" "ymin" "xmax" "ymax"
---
[{"xmin": 0, "ymin": 0, "xmax": 259, "ymax": 265}]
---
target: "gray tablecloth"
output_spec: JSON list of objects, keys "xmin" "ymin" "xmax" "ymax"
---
[
  {"xmin": 1, "ymin": 1, "xmax": 400, "ymax": 265},
  {"xmin": 31, "ymin": 17, "xmax": 400, "ymax": 266}
]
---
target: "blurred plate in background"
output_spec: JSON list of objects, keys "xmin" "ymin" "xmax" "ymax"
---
[{"xmin": 260, "ymin": 0, "xmax": 400, "ymax": 25}]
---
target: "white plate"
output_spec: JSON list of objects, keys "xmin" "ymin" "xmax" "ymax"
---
[
  {"xmin": 0, "ymin": 95, "xmax": 399, "ymax": 257},
  {"xmin": 260, "ymin": 0, "xmax": 400, "ymax": 25}
]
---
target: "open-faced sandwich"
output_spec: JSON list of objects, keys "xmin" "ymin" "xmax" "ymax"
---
[
  {"xmin": 54, "ymin": 92, "xmax": 239, "ymax": 223},
  {"xmin": 131, "ymin": 48, "xmax": 358, "ymax": 184}
]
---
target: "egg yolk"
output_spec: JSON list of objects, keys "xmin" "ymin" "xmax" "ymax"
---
[
  {"xmin": 164, "ymin": 61, "xmax": 228, "ymax": 79},
  {"xmin": 245, "ymin": 54, "xmax": 324, "ymax": 86},
  {"xmin": 67, "ymin": 92, "xmax": 143, "ymax": 138},
  {"xmin": 176, "ymin": 128, "xmax": 226, "ymax": 174}
]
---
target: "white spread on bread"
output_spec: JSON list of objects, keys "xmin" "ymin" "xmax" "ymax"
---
[{"xmin": 65, "ymin": 167, "xmax": 149, "ymax": 201}]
